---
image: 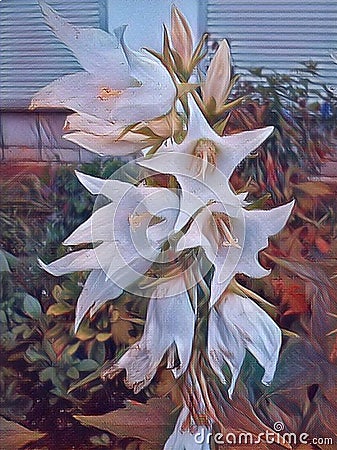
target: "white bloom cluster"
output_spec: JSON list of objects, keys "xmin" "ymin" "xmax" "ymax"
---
[{"xmin": 34, "ymin": 3, "xmax": 294, "ymax": 448}]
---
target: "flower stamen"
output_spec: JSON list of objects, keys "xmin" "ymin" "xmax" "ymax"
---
[
  {"xmin": 213, "ymin": 212, "xmax": 240, "ymax": 248},
  {"xmin": 97, "ymin": 87, "xmax": 122, "ymax": 101},
  {"xmin": 192, "ymin": 139, "xmax": 217, "ymax": 179}
]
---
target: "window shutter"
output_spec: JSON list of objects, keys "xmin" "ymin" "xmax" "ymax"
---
[
  {"xmin": 207, "ymin": 0, "xmax": 337, "ymax": 88},
  {"xmin": 0, "ymin": 0, "xmax": 106, "ymax": 108}
]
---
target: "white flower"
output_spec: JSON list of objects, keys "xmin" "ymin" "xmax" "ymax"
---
[
  {"xmin": 177, "ymin": 201, "xmax": 294, "ymax": 307},
  {"xmin": 138, "ymin": 96, "xmax": 294, "ymax": 306},
  {"xmin": 164, "ymin": 406, "xmax": 210, "ymax": 450},
  {"xmin": 62, "ymin": 112, "xmax": 156, "ymax": 157},
  {"xmin": 39, "ymin": 171, "xmax": 179, "ymax": 331},
  {"xmin": 102, "ymin": 277, "xmax": 196, "ymax": 393},
  {"xmin": 30, "ymin": 1, "xmax": 176, "ymax": 155},
  {"xmin": 208, "ymin": 293, "xmax": 282, "ymax": 398},
  {"xmin": 139, "ymin": 95, "xmax": 273, "ymax": 228}
]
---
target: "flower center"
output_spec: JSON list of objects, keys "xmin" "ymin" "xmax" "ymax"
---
[
  {"xmin": 192, "ymin": 139, "xmax": 217, "ymax": 179},
  {"xmin": 97, "ymin": 87, "xmax": 122, "ymax": 101},
  {"xmin": 128, "ymin": 212, "xmax": 152, "ymax": 232},
  {"xmin": 213, "ymin": 212, "xmax": 240, "ymax": 248}
]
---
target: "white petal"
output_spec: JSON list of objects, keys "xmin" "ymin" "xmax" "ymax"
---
[
  {"xmin": 208, "ymin": 304, "xmax": 246, "ymax": 397},
  {"xmin": 173, "ymin": 169, "xmax": 241, "ymax": 231},
  {"xmin": 164, "ymin": 407, "xmax": 211, "ymax": 450},
  {"xmin": 75, "ymin": 172, "xmax": 131, "ymax": 199},
  {"xmin": 138, "ymin": 186, "xmax": 179, "ymax": 246},
  {"xmin": 176, "ymin": 208, "xmax": 218, "ymax": 263},
  {"xmin": 232, "ymin": 200, "xmax": 295, "ymax": 280},
  {"xmin": 39, "ymin": 1, "xmax": 129, "ymax": 79},
  {"xmin": 215, "ymin": 126, "xmax": 274, "ymax": 178},
  {"xmin": 75, "ymin": 269, "xmax": 123, "ymax": 332},
  {"xmin": 38, "ymin": 248, "xmax": 101, "ymax": 276},
  {"xmin": 185, "ymin": 94, "xmax": 220, "ymax": 143},
  {"xmin": 63, "ymin": 203, "xmax": 116, "ymax": 245},
  {"xmin": 75, "ymin": 171, "xmax": 105, "ymax": 194},
  {"xmin": 138, "ymin": 153, "xmax": 241, "ymax": 230},
  {"xmin": 30, "ymin": 72, "xmax": 129, "ymax": 121},
  {"xmin": 114, "ymin": 280, "xmax": 195, "ymax": 392},
  {"xmin": 64, "ymin": 112, "xmax": 119, "ymax": 135},
  {"xmin": 120, "ymin": 35, "xmax": 176, "ymax": 117},
  {"xmin": 209, "ymin": 200, "xmax": 294, "ymax": 306},
  {"xmin": 169, "ymin": 95, "xmax": 274, "ymax": 180},
  {"xmin": 41, "ymin": 242, "xmax": 126, "ymax": 275},
  {"xmin": 218, "ymin": 294, "xmax": 282, "ymax": 387}
]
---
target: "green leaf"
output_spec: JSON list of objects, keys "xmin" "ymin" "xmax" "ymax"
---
[
  {"xmin": 76, "ymin": 359, "xmax": 99, "ymax": 372},
  {"xmin": 23, "ymin": 294, "xmax": 42, "ymax": 319},
  {"xmin": 0, "ymin": 310, "xmax": 8, "ymax": 323},
  {"xmin": 47, "ymin": 302, "xmax": 73, "ymax": 316},
  {"xmin": 89, "ymin": 340, "xmax": 106, "ymax": 365},
  {"xmin": 66, "ymin": 367, "xmax": 80, "ymax": 380},
  {"xmin": 0, "ymin": 251, "xmax": 11, "ymax": 273},
  {"xmin": 25, "ymin": 346, "xmax": 49, "ymax": 363},
  {"xmin": 96, "ymin": 333, "xmax": 112, "ymax": 342},
  {"xmin": 39, "ymin": 366, "xmax": 57, "ymax": 383},
  {"xmin": 68, "ymin": 366, "xmax": 102, "ymax": 393}
]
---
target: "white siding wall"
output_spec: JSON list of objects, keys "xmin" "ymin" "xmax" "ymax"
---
[{"xmin": 207, "ymin": 0, "xmax": 337, "ymax": 87}]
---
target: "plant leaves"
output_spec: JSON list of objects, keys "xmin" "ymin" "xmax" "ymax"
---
[
  {"xmin": 0, "ymin": 417, "xmax": 46, "ymax": 449},
  {"xmin": 73, "ymin": 398, "xmax": 177, "ymax": 444},
  {"xmin": 76, "ymin": 359, "xmax": 99, "ymax": 372},
  {"xmin": 23, "ymin": 294, "xmax": 42, "ymax": 319}
]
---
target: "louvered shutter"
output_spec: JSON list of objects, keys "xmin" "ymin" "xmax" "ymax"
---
[
  {"xmin": 0, "ymin": 0, "xmax": 106, "ymax": 108},
  {"xmin": 207, "ymin": 0, "xmax": 337, "ymax": 88}
]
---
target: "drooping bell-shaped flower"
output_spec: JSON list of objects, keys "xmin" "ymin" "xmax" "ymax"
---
[
  {"xmin": 176, "ymin": 200, "xmax": 294, "ymax": 307},
  {"xmin": 102, "ymin": 276, "xmax": 196, "ymax": 393},
  {"xmin": 208, "ymin": 293, "xmax": 282, "ymax": 397},
  {"xmin": 30, "ymin": 1, "xmax": 176, "ymax": 155},
  {"xmin": 39, "ymin": 171, "xmax": 179, "ymax": 331}
]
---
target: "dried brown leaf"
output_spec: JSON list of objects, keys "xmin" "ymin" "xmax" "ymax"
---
[
  {"xmin": 0, "ymin": 417, "xmax": 46, "ymax": 449},
  {"xmin": 74, "ymin": 398, "xmax": 177, "ymax": 444}
]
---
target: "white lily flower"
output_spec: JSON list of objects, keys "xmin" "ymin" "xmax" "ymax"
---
[
  {"xmin": 208, "ymin": 293, "xmax": 282, "ymax": 398},
  {"xmin": 141, "ymin": 94, "xmax": 273, "ymax": 178},
  {"xmin": 138, "ymin": 96, "xmax": 294, "ymax": 306},
  {"xmin": 62, "ymin": 112, "xmax": 155, "ymax": 156},
  {"xmin": 30, "ymin": 1, "xmax": 176, "ymax": 153},
  {"xmin": 39, "ymin": 171, "xmax": 179, "ymax": 331},
  {"xmin": 139, "ymin": 95, "xmax": 273, "ymax": 230},
  {"xmin": 102, "ymin": 277, "xmax": 195, "ymax": 394},
  {"xmin": 164, "ymin": 406, "xmax": 210, "ymax": 450},
  {"xmin": 177, "ymin": 200, "xmax": 294, "ymax": 307}
]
